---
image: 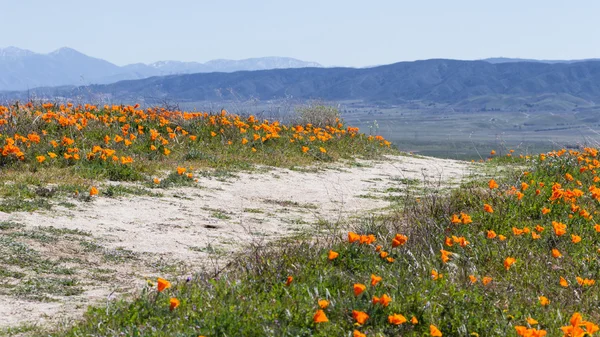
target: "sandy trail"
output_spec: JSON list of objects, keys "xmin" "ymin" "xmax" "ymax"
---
[{"xmin": 0, "ymin": 154, "xmax": 473, "ymax": 330}]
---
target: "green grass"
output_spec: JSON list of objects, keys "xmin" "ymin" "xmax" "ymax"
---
[{"xmin": 38, "ymin": 147, "xmax": 600, "ymax": 336}]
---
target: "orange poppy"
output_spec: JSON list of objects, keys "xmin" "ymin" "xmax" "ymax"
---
[
  {"xmin": 352, "ymin": 310, "xmax": 369, "ymax": 325},
  {"xmin": 328, "ymin": 250, "xmax": 339, "ymax": 260},
  {"xmin": 157, "ymin": 277, "xmax": 171, "ymax": 292},
  {"xmin": 353, "ymin": 283, "xmax": 366, "ymax": 296},
  {"xmin": 169, "ymin": 297, "xmax": 180, "ymax": 311},
  {"xmin": 388, "ymin": 313, "xmax": 407, "ymax": 325},
  {"xmin": 313, "ymin": 309, "xmax": 328, "ymax": 323}
]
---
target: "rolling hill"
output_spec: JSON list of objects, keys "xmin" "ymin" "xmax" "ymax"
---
[{"xmin": 7, "ymin": 59, "xmax": 600, "ymax": 111}]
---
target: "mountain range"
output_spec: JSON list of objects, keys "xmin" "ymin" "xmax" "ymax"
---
[
  {"xmin": 0, "ymin": 46, "xmax": 322, "ymax": 91},
  {"xmin": 2, "ymin": 47, "xmax": 600, "ymax": 111},
  {"xmin": 5, "ymin": 58, "xmax": 599, "ymax": 112}
]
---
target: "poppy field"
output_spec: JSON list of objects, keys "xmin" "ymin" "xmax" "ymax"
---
[
  {"xmin": 2, "ymin": 102, "xmax": 600, "ymax": 336},
  {"xmin": 24, "ymin": 139, "xmax": 599, "ymax": 337},
  {"xmin": 0, "ymin": 102, "xmax": 392, "ymax": 210}
]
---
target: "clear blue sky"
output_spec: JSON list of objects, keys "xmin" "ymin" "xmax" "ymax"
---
[{"xmin": 3, "ymin": 0, "xmax": 599, "ymax": 66}]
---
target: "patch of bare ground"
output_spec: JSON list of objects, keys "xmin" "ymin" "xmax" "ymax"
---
[{"xmin": 0, "ymin": 154, "xmax": 474, "ymax": 332}]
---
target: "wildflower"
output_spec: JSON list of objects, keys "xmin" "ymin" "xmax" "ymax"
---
[
  {"xmin": 571, "ymin": 234, "xmax": 582, "ymax": 243},
  {"xmin": 285, "ymin": 276, "xmax": 293, "ymax": 286},
  {"xmin": 392, "ymin": 234, "xmax": 408, "ymax": 247},
  {"xmin": 319, "ymin": 147, "xmax": 327, "ymax": 153},
  {"xmin": 370, "ymin": 274, "xmax": 382, "ymax": 286},
  {"xmin": 498, "ymin": 234, "xmax": 507, "ymax": 241},
  {"xmin": 89, "ymin": 186, "xmax": 99, "ymax": 196},
  {"xmin": 487, "ymin": 230, "xmax": 497, "ymax": 239},
  {"xmin": 504, "ymin": 257, "xmax": 516, "ymax": 270},
  {"xmin": 386, "ymin": 257, "xmax": 395, "ymax": 263},
  {"xmin": 169, "ymin": 297, "xmax": 180, "ymax": 311},
  {"xmin": 177, "ymin": 167, "xmax": 186, "ymax": 175},
  {"xmin": 157, "ymin": 277, "xmax": 171, "ymax": 292},
  {"xmin": 490, "ymin": 150, "xmax": 496, "ymax": 155},
  {"xmin": 153, "ymin": 178, "xmax": 160, "ymax": 184},
  {"xmin": 450, "ymin": 214, "xmax": 461, "ymax": 224},
  {"xmin": 560, "ymin": 276, "xmax": 569, "ymax": 288},
  {"xmin": 541, "ymin": 207, "xmax": 551, "ymax": 215},
  {"xmin": 313, "ymin": 309, "xmax": 328, "ymax": 323},
  {"xmin": 36, "ymin": 155, "xmax": 46, "ymax": 163},
  {"xmin": 595, "ymin": 224, "xmax": 600, "ymax": 232},
  {"xmin": 552, "ymin": 221, "xmax": 567, "ymax": 236},
  {"xmin": 460, "ymin": 212, "xmax": 473, "ymax": 224},
  {"xmin": 576, "ymin": 277, "xmax": 595, "ymax": 286},
  {"xmin": 552, "ymin": 249, "xmax": 562, "ymax": 258},
  {"xmin": 353, "ymin": 330, "xmax": 366, "ymax": 337},
  {"xmin": 352, "ymin": 310, "xmax": 369, "ymax": 325},
  {"xmin": 539, "ymin": 296, "xmax": 550, "ymax": 306},
  {"xmin": 48, "ymin": 152, "xmax": 57, "ymax": 158},
  {"xmin": 378, "ymin": 294, "xmax": 391, "ymax": 307},
  {"xmin": 431, "ymin": 269, "xmax": 443, "ymax": 280},
  {"xmin": 379, "ymin": 251, "xmax": 388, "ymax": 258},
  {"xmin": 445, "ymin": 237, "xmax": 453, "ymax": 247},
  {"xmin": 301, "ymin": 146, "xmax": 309, "ymax": 153},
  {"xmin": 469, "ymin": 275, "xmax": 477, "ymax": 284},
  {"xmin": 430, "ymin": 324, "xmax": 443, "ymax": 336},
  {"xmin": 411, "ymin": 316, "xmax": 419, "ymax": 324},
  {"xmin": 328, "ymin": 250, "xmax": 339, "ymax": 260},
  {"xmin": 348, "ymin": 232, "xmax": 360, "ymax": 243},
  {"xmin": 440, "ymin": 249, "xmax": 452, "ymax": 263},
  {"xmin": 353, "ymin": 283, "xmax": 366, "ymax": 296},
  {"xmin": 535, "ymin": 225, "xmax": 544, "ymax": 232},
  {"xmin": 483, "ymin": 204, "xmax": 494, "ymax": 213},
  {"xmin": 482, "ymin": 276, "xmax": 492, "ymax": 286},
  {"xmin": 318, "ymin": 299, "xmax": 329, "ymax": 309},
  {"xmin": 388, "ymin": 313, "xmax": 407, "ymax": 325}
]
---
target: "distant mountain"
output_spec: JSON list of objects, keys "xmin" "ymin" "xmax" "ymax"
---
[
  {"xmin": 483, "ymin": 57, "xmax": 600, "ymax": 64},
  {"xmin": 0, "ymin": 47, "xmax": 323, "ymax": 91},
  {"xmin": 9, "ymin": 59, "xmax": 600, "ymax": 112}
]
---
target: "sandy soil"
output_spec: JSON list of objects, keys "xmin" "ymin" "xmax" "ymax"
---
[{"xmin": 0, "ymin": 154, "xmax": 473, "ymax": 331}]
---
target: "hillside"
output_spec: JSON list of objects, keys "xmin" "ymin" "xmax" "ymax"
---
[
  {"xmin": 0, "ymin": 47, "xmax": 321, "ymax": 91},
  {"xmin": 7, "ymin": 59, "xmax": 600, "ymax": 111}
]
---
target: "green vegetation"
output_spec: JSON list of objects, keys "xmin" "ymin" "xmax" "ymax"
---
[{"xmin": 32, "ymin": 147, "xmax": 600, "ymax": 336}]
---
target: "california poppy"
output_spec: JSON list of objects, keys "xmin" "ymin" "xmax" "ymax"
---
[
  {"xmin": 169, "ymin": 297, "xmax": 180, "ymax": 311},
  {"xmin": 388, "ymin": 313, "xmax": 407, "ymax": 325},
  {"xmin": 313, "ymin": 309, "xmax": 328, "ymax": 323},
  {"xmin": 352, "ymin": 310, "xmax": 369, "ymax": 325},
  {"xmin": 157, "ymin": 277, "xmax": 171, "ymax": 292}
]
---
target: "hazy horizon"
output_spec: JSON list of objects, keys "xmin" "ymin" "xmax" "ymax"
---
[{"xmin": 2, "ymin": 0, "xmax": 599, "ymax": 67}]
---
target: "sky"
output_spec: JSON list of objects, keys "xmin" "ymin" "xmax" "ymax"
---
[{"xmin": 2, "ymin": 0, "xmax": 599, "ymax": 67}]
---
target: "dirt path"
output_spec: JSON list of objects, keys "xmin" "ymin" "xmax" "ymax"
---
[{"xmin": 0, "ymin": 154, "xmax": 473, "ymax": 331}]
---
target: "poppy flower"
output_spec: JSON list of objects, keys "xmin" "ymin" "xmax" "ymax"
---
[
  {"xmin": 552, "ymin": 221, "xmax": 567, "ymax": 236},
  {"xmin": 460, "ymin": 212, "xmax": 473, "ymax": 224},
  {"xmin": 392, "ymin": 234, "xmax": 407, "ymax": 247},
  {"xmin": 431, "ymin": 269, "xmax": 443, "ymax": 280},
  {"xmin": 504, "ymin": 257, "xmax": 516, "ymax": 270},
  {"xmin": 353, "ymin": 330, "xmax": 366, "ymax": 337},
  {"xmin": 440, "ymin": 249, "xmax": 452, "ymax": 263},
  {"xmin": 370, "ymin": 274, "xmax": 382, "ymax": 286},
  {"xmin": 489, "ymin": 179, "xmax": 499, "ymax": 189},
  {"xmin": 571, "ymin": 234, "xmax": 582, "ymax": 243},
  {"xmin": 560, "ymin": 276, "xmax": 569, "ymax": 288},
  {"xmin": 315, "ymin": 299, "xmax": 330, "ymax": 309},
  {"xmin": 551, "ymin": 249, "xmax": 562, "ymax": 258},
  {"xmin": 153, "ymin": 178, "xmax": 160, "ymax": 184},
  {"xmin": 450, "ymin": 214, "xmax": 460, "ymax": 224},
  {"xmin": 469, "ymin": 275, "xmax": 477, "ymax": 284},
  {"xmin": 487, "ymin": 230, "xmax": 497, "ymax": 239},
  {"xmin": 483, "ymin": 204, "xmax": 494, "ymax": 213},
  {"xmin": 169, "ymin": 297, "xmax": 180, "ymax": 311},
  {"xmin": 539, "ymin": 296, "xmax": 550, "ymax": 306},
  {"xmin": 328, "ymin": 250, "xmax": 339, "ymax": 260},
  {"xmin": 348, "ymin": 232, "xmax": 360, "ymax": 243},
  {"xmin": 541, "ymin": 207, "xmax": 551, "ymax": 215},
  {"xmin": 353, "ymin": 283, "xmax": 366, "ymax": 296},
  {"xmin": 285, "ymin": 276, "xmax": 293, "ymax": 286},
  {"xmin": 89, "ymin": 186, "xmax": 99, "ymax": 196},
  {"xmin": 430, "ymin": 324, "xmax": 443, "ymax": 336},
  {"xmin": 157, "ymin": 277, "xmax": 171, "ymax": 292},
  {"xmin": 388, "ymin": 313, "xmax": 407, "ymax": 325},
  {"xmin": 313, "ymin": 309, "xmax": 328, "ymax": 323},
  {"xmin": 482, "ymin": 276, "xmax": 492, "ymax": 286},
  {"xmin": 352, "ymin": 310, "xmax": 369, "ymax": 325}
]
